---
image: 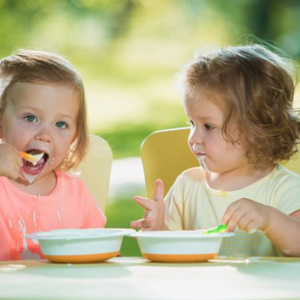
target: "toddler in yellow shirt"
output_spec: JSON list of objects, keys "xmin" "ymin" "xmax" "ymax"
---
[{"xmin": 131, "ymin": 44, "xmax": 300, "ymax": 257}]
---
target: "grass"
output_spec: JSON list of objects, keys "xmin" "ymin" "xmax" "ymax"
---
[{"xmin": 105, "ymin": 198, "xmax": 144, "ymax": 256}]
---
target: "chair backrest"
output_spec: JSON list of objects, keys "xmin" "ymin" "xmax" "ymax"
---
[
  {"xmin": 75, "ymin": 135, "xmax": 113, "ymax": 212},
  {"xmin": 141, "ymin": 127, "xmax": 198, "ymax": 198},
  {"xmin": 141, "ymin": 127, "xmax": 300, "ymax": 198}
]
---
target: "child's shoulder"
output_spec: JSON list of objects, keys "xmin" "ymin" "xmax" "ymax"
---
[
  {"xmin": 179, "ymin": 167, "xmax": 205, "ymax": 182},
  {"xmin": 275, "ymin": 164, "xmax": 300, "ymax": 176},
  {"xmin": 56, "ymin": 170, "xmax": 87, "ymax": 188},
  {"xmin": 272, "ymin": 164, "xmax": 300, "ymax": 184}
]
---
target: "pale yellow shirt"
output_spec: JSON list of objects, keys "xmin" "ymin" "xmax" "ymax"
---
[{"xmin": 164, "ymin": 164, "xmax": 300, "ymax": 257}]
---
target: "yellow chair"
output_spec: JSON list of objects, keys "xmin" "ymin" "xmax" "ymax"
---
[
  {"xmin": 75, "ymin": 134, "xmax": 113, "ymax": 212},
  {"xmin": 141, "ymin": 127, "xmax": 300, "ymax": 198},
  {"xmin": 141, "ymin": 127, "xmax": 198, "ymax": 198}
]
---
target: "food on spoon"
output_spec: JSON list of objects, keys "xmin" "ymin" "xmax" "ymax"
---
[
  {"xmin": 203, "ymin": 224, "xmax": 228, "ymax": 234},
  {"xmin": 20, "ymin": 151, "xmax": 44, "ymax": 166}
]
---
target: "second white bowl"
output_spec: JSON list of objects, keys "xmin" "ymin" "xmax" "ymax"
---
[{"xmin": 130, "ymin": 230, "xmax": 234, "ymax": 263}]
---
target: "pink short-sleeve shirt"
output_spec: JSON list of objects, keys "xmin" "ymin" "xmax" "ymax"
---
[{"xmin": 0, "ymin": 171, "xmax": 106, "ymax": 261}]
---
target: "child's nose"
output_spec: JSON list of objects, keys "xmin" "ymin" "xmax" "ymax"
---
[
  {"xmin": 35, "ymin": 126, "xmax": 52, "ymax": 143},
  {"xmin": 189, "ymin": 128, "xmax": 203, "ymax": 145},
  {"xmin": 36, "ymin": 134, "xmax": 51, "ymax": 143}
]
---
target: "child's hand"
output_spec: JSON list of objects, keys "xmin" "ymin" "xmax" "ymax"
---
[
  {"xmin": 130, "ymin": 179, "xmax": 166, "ymax": 231},
  {"xmin": 0, "ymin": 143, "xmax": 22, "ymax": 179},
  {"xmin": 221, "ymin": 198, "xmax": 272, "ymax": 233}
]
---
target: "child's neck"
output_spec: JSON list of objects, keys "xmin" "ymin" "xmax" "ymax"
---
[
  {"xmin": 206, "ymin": 164, "xmax": 275, "ymax": 191},
  {"xmin": 10, "ymin": 171, "xmax": 57, "ymax": 196}
]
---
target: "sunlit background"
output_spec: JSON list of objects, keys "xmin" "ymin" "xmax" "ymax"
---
[{"xmin": 1, "ymin": 0, "xmax": 300, "ymax": 255}]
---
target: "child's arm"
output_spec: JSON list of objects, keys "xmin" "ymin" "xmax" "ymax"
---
[
  {"xmin": 264, "ymin": 209, "xmax": 300, "ymax": 257},
  {"xmin": 222, "ymin": 198, "xmax": 300, "ymax": 257},
  {"xmin": 130, "ymin": 179, "xmax": 169, "ymax": 231},
  {"xmin": 0, "ymin": 143, "xmax": 22, "ymax": 179}
]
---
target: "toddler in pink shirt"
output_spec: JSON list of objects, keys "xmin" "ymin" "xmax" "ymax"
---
[{"xmin": 0, "ymin": 50, "xmax": 106, "ymax": 260}]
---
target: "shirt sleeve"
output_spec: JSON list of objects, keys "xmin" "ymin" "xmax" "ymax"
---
[{"xmin": 271, "ymin": 168, "xmax": 300, "ymax": 215}]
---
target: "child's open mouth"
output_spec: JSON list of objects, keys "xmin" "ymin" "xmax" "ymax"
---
[{"xmin": 21, "ymin": 150, "xmax": 50, "ymax": 176}]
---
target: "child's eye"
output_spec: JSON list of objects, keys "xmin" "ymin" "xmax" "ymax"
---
[
  {"xmin": 56, "ymin": 121, "xmax": 67, "ymax": 129},
  {"xmin": 204, "ymin": 123, "xmax": 214, "ymax": 130},
  {"xmin": 186, "ymin": 120, "xmax": 195, "ymax": 127},
  {"xmin": 25, "ymin": 115, "xmax": 37, "ymax": 122}
]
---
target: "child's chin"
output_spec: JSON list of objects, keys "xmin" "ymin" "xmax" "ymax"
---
[
  {"xmin": 20, "ymin": 172, "xmax": 41, "ymax": 184},
  {"xmin": 20, "ymin": 161, "xmax": 51, "ymax": 184}
]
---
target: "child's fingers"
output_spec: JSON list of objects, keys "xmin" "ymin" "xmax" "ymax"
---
[
  {"xmin": 130, "ymin": 218, "xmax": 149, "ymax": 228},
  {"xmin": 130, "ymin": 215, "xmax": 153, "ymax": 230},
  {"xmin": 223, "ymin": 199, "xmax": 263, "ymax": 232},
  {"xmin": 221, "ymin": 209, "xmax": 234, "ymax": 230},
  {"xmin": 222, "ymin": 202, "xmax": 244, "ymax": 232},
  {"xmin": 221, "ymin": 202, "xmax": 234, "ymax": 225},
  {"xmin": 130, "ymin": 220, "xmax": 142, "ymax": 228},
  {"xmin": 236, "ymin": 216, "xmax": 253, "ymax": 232},
  {"xmin": 144, "ymin": 210, "xmax": 153, "ymax": 220},
  {"xmin": 133, "ymin": 196, "xmax": 156, "ymax": 211},
  {"xmin": 153, "ymin": 179, "xmax": 164, "ymax": 203},
  {"xmin": 130, "ymin": 219, "xmax": 144, "ymax": 228},
  {"xmin": 131, "ymin": 179, "xmax": 165, "ymax": 231}
]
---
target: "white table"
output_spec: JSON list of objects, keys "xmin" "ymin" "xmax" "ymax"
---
[{"xmin": 0, "ymin": 256, "xmax": 299, "ymax": 300}]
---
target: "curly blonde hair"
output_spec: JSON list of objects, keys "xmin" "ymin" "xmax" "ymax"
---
[
  {"xmin": 180, "ymin": 44, "xmax": 300, "ymax": 167},
  {"xmin": 0, "ymin": 49, "xmax": 89, "ymax": 171}
]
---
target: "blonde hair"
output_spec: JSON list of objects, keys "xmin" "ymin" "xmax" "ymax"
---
[
  {"xmin": 180, "ymin": 44, "xmax": 300, "ymax": 167},
  {"xmin": 0, "ymin": 49, "xmax": 89, "ymax": 171}
]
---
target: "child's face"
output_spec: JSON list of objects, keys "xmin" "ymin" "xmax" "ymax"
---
[
  {"xmin": 184, "ymin": 93, "xmax": 248, "ymax": 173},
  {"xmin": 0, "ymin": 82, "xmax": 79, "ymax": 181}
]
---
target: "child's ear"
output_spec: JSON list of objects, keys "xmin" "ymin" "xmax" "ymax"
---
[{"xmin": 234, "ymin": 141, "xmax": 242, "ymax": 149}]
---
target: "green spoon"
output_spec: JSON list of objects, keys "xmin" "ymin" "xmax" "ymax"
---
[{"xmin": 203, "ymin": 224, "xmax": 228, "ymax": 234}]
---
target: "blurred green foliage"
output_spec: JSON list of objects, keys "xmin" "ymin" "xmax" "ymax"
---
[
  {"xmin": 99, "ymin": 125, "xmax": 156, "ymax": 159},
  {"xmin": 1, "ymin": 1, "xmax": 300, "ymax": 152},
  {"xmin": 105, "ymin": 198, "xmax": 143, "ymax": 256}
]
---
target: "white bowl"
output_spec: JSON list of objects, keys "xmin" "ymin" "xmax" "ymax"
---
[
  {"xmin": 26, "ymin": 228, "xmax": 134, "ymax": 263},
  {"xmin": 130, "ymin": 230, "xmax": 235, "ymax": 263}
]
